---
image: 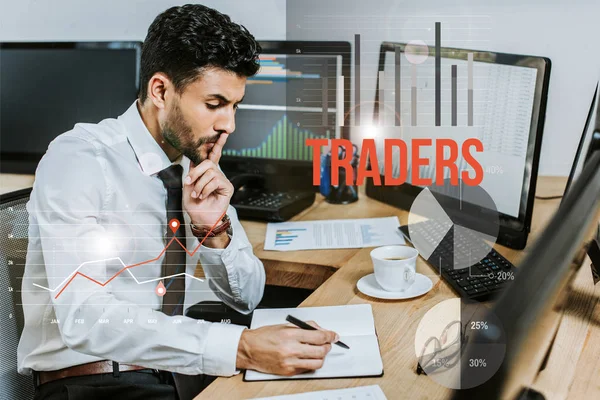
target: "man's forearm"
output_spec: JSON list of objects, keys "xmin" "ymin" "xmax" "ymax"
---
[{"xmin": 53, "ymin": 295, "xmax": 216, "ymax": 375}]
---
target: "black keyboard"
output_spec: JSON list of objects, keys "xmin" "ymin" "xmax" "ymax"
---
[
  {"xmin": 232, "ymin": 190, "xmax": 316, "ymax": 222},
  {"xmin": 399, "ymin": 221, "xmax": 517, "ymax": 301}
]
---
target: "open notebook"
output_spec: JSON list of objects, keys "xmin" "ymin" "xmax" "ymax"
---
[{"xmin": 244, "ymin": 304, "xmax": 383, "ymax": 381}]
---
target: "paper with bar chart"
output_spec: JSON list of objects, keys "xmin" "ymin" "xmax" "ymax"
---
[{"xmin": 264, "ymin": 217, "xmax": 404, "ymax": 251}]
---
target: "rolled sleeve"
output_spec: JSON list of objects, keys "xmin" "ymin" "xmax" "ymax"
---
[
  {"xmin": 198, "ymin": 232, "xmax": 239, "ymax": 268},
  {"xmin": 199, "ymin": 231, "xmax": 243, "ymax": 301},
  {"xmin": 196, "ymin": 207, "xmax": 266, "ymax": 314},
  {"xmin": 202, "ymin": 323, "xmax": 247, "ymax": 376}
]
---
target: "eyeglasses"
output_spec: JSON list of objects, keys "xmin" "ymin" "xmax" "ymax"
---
[{"xmin": 416, "ymin": 318, "xmax": 470, "ymax": 375}]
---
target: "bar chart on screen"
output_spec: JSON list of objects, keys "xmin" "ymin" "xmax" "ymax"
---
[
  {"xmin": 222, "ymin": 114, "xmax": 332, "ymax": 160},
  {"xmin": 224, "ymin": 52, "xmax": 342, "ymax": 160}
]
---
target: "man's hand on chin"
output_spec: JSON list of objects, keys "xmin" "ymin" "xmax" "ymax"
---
[{"xmin": 182, "ymin": 133, "xmax": 233, "ymax": 249}]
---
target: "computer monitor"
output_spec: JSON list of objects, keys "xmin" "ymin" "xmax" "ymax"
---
[
  {"xmin": 366, "ymin": 42, "xmax": 551, "ymax": 249},
  {"xmin": 0, "ymin": 42, "xmax": 141, "ymax": 174},
  {"xmin": 452, "ymin": 86, "xmax": 600, "ymax": 398},
  {"xmin": 219, "ymin": 41, "xmax": 351, "ymax": 192},
  {"xmin": 564, "ymin": 83, "xmax": 598, "ymax": 196},
  {"xmin": 452, "ymin": 145, "xmax": 600, "ymax": 400}
]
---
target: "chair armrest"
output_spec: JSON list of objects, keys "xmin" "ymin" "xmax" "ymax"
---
[{"xmin": 185, "ymin": 301, "xmax": 254, "ymax": 327}]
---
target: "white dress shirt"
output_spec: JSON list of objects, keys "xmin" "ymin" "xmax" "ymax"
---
[{"xmin": 17, "ymin": 101, "xmax": 266, "ymax": 376}]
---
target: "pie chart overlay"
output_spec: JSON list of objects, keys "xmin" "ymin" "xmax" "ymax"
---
[
  {"xmin": 408, "ymin": 178, "xmax": 500, "ymax": 270},
  {"xmin": 414, "ymin": 298, "xmax": 506, "ymax": 390}
]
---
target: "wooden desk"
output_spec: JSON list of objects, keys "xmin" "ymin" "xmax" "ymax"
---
[
  {"xmin": 3, "ymin": 174, "xmax": 597, "ymax": 399},
  {"xmin": 198, "ymin": 177, "xmax": 600, "ymax": 400},
  {"xmin": 0, "ymin": 174, "xmax": 35, "ymax": 194}
]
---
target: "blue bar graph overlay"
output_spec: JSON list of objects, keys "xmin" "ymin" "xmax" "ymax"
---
[{"xmin": 275, "ymin": 228, "xmax": 307, "ymax": 246}]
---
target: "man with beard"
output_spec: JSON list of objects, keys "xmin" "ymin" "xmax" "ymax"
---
[{"xmin": 18, "ymin": 4, "xmax": 338, "ymax": 400}]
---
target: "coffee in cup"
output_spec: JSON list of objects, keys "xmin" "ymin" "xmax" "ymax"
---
[{"xmin": 370, "ymin": 245, "xmax": 418, "ymax": 292}]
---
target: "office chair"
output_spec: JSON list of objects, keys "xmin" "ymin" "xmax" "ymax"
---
[{"xmin": 0, "ymin": 188, "xmax": 35, "ymax": 400}]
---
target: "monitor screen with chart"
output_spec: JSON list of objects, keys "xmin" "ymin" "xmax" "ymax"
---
[
  {"xmin": 218, "ymin": 41, "xmax": 351, "ymax": 191},
  {"xmin": 222, "ymin": 53, "xmax": 343, "ymax": 161},
  {"xmin": 367, "ymin": 42, "xmax": 551, "ymax": 249}
]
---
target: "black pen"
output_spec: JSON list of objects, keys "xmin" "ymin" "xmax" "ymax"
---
[{"xmin": 286, "ymin": 314, "xmax": 350, "ymax": 349}]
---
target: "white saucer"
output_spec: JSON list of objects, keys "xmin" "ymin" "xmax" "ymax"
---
[{"xmin": 357, "ymin": 273, "xmax": 433, "ymax": 300}]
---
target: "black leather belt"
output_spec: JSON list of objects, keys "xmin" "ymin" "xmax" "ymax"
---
[{"xmin": 33, "ymin": 360, "xmax": 163, "ymax": 387}]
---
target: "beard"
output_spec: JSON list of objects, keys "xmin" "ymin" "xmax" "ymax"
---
[{"xmin": 161, "ymin": 100, "xmax": 221, "ymax": 165}]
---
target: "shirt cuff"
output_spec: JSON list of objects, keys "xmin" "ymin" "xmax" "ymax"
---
[
  {"xmin": 196, "ymin": 222, "xmax": 244, "ymax": 304},
  {"xmin": 198, "ymin": 228, "xmax": 239, "ymax": 267},
  {"xmin": 203, "ymin": 323, "xmax": 247, "ymax": 376}
]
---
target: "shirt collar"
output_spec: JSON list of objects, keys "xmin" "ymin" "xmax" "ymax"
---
[{"xmin": 119, "ymin": 101, "xmax": 188, "ymax": 176}]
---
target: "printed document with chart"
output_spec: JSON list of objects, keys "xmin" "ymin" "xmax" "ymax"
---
[
  {"xmin": 264, "ymin": 216, "xmax": 404, "ymax": 251},
  {"xmin": 244, "ymin": 304, "xmax": 383, "ymax": 381}
]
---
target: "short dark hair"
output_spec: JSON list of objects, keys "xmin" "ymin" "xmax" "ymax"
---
[{"xmin": 139, "ymin": 4, "xmax": 261, "ymax": 103}]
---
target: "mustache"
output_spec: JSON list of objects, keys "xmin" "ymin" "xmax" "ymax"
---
[
  {"xmin": 184, "ymin": 133, "xmax": 225, "ymax": 165},
  {"xmin": 199, "ymin": 133, "xmax": 223, "ymax": 146}
]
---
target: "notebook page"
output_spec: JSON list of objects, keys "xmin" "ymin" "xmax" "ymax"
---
[{"xmin": 250, "ymin": 304, "xmax": 376, "ymax": 337}]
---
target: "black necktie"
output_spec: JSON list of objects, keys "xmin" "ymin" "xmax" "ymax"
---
[
  {"xmin": 157, "ymin": 164, "xmax": 186, "ymax": 316},
  {"xmin": 158, "ymin": 164, "xmax": 208, "ymax": 399}
]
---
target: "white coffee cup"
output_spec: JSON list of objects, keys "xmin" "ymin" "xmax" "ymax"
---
[{"xmin": 370, "ymin": 245, "xmax": 418, "ymax": 292}]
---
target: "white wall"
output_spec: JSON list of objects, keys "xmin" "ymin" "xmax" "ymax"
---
[
  {"xmin": 1, "ymin": 0, "xmax": 599, "ymax": 176},
  {"xmin": 0, "ymin": 0, "xmax": 286, "ymax": 41}
]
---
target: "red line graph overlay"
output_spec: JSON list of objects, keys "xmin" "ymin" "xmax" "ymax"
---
[{"xmin": 53, "ymin": 211, "xmax": 227, "ymax": 299}]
